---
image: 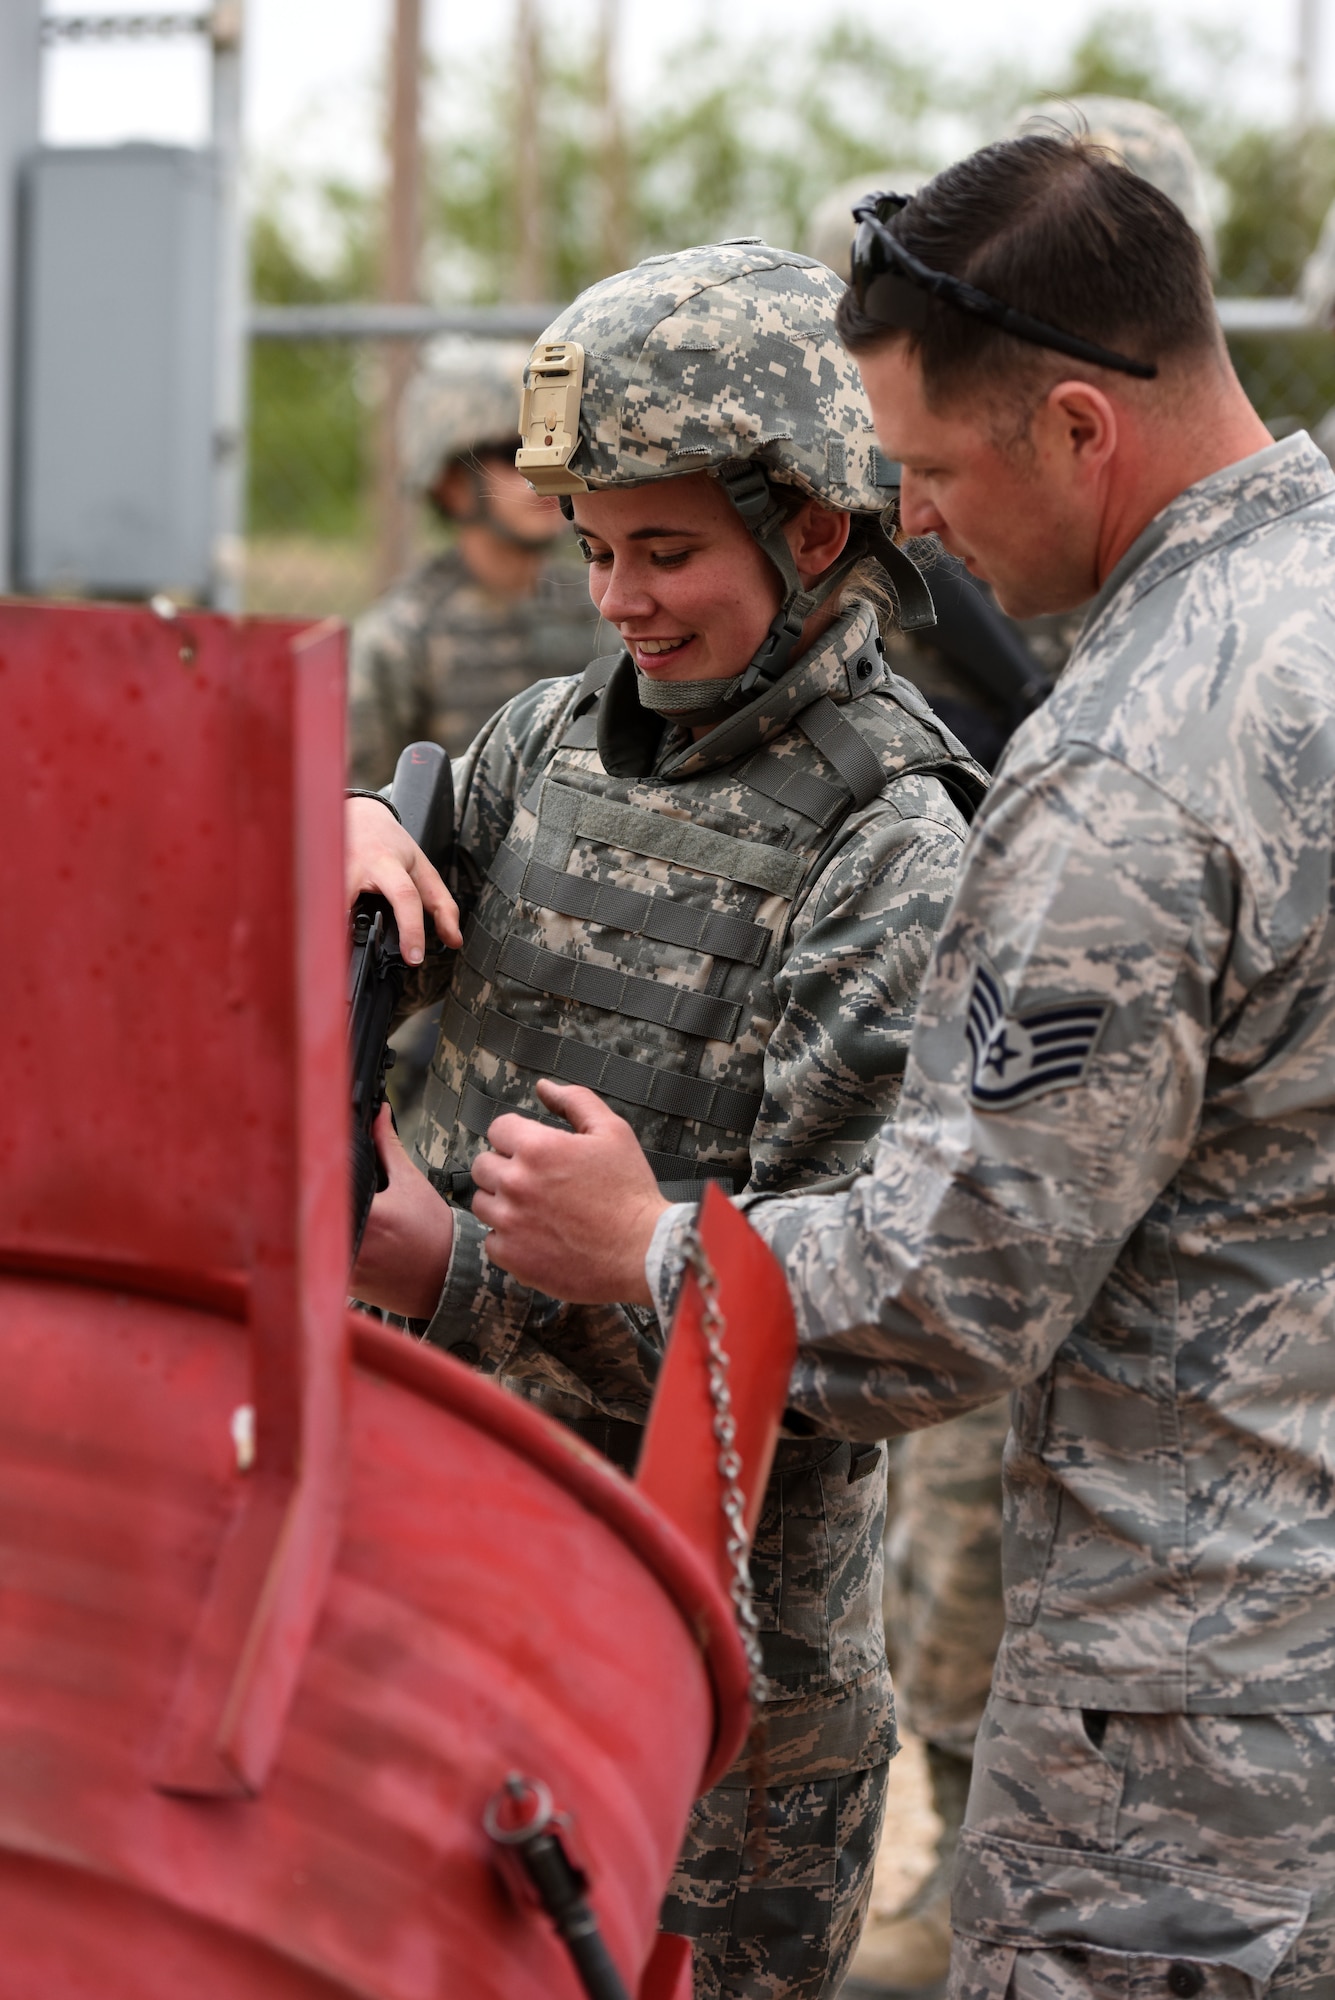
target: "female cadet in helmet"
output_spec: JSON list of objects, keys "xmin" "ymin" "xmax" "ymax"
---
[{"xmin": 343, "ymin": 240, "xmax": 985, "ymax": 2000}]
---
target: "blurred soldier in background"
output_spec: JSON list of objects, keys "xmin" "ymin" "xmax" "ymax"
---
[
  {"xmin": 837, "ymin": 98, "xmax": 1224, "ymax": 1999},
  {"xmin": 348, "ymin": 339, "xmax": 601, "ymax": 784},
  {"xmin": 350, "ymin": 341, "xmax": 602, "ymax": 1145},
  {"xmin": 1017, "ymin": 94, "xmax": 1219, "ymax": 269}
]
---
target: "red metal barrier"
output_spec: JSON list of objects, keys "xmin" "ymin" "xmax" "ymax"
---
[{"xmin": 0, "ymin": 601, "xmax": 790, "ymax": 1999}]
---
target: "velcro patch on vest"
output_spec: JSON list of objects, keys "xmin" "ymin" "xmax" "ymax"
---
[{"xmin": 965, "ymin": 962, "xmax": 1109, "ymax": 1110}]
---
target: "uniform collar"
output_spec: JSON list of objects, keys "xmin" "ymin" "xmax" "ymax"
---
[
  {"xmin": 596, "ymin": 600, "xmax": 883, "ymax": 783},
  {"xmin": 1085, "ymin": 432, "xmax": 1335, "ymax": 636}
]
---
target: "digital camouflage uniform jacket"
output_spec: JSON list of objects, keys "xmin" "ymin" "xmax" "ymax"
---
[
  {"xmin": 408, "ymin": 598, "xmax": 983, "ymax": 1782},
  {"xmin": 651, "ymin": 433, "xmax": 1335, "ymax": 1717},
  {"xmin": 348, "ymin": 545, "xmax": 601, "ymax": 785}
]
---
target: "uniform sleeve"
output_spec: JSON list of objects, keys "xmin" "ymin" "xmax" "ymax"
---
[
  {"xmin": 748, "ymin": 771, "xmax": 968, "ymax": 1190},
  {"xmin": 421, "ymin": 770, "xmax": 970, "ymax": 1419},
  {"xmin": 650, "ymin": 744, "xmax": 1239, "ymax": 1440},
  {"xmin": 424, "ymin": 1205, "xmax": 667, "ymax": 1422}
]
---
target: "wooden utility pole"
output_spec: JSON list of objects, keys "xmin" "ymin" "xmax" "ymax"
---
[
  {"xmin": 596, "ymin": 0, "xmax": 629, "ymax": 277},
  {"xmin": 374, "ymin": 0, "xmax": 424, "ymax": 593},
  {"xmin": 513, "ymin": 0, "xmax": 544, "ymax": 302}
]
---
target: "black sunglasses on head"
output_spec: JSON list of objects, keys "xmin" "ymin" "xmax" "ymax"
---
[{"xmin": 850, "ymin": 193, "xmax": 1158, "ymax": 382}]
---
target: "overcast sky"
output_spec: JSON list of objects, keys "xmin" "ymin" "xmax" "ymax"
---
[{"xmin": 41, "ymin": 0, "xmax": 1329, "ymax": 186}]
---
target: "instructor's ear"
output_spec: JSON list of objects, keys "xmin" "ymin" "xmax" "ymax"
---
[{"xmin": 1039, "ymin": 379, "xmax": 1118, "ymax": 481}]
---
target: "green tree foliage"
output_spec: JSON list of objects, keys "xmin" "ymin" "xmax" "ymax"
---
[
  {"xmin": 247, "ymin": 177, "xmax": 376, "ymax": 536},
  {"xmin": 1217, "ymin": 127, "xmax": 1335, "ymax": 294},
  {"xmin": 420, "ymin": 20, "xmax": 948, "ymax": 303}
]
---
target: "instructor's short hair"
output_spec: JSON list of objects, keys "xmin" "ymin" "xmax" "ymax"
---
[{"xmin": 837, "ymin": 133, "xmax": 1219, "ymax": 406}]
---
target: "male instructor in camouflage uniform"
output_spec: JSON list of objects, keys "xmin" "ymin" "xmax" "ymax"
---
[{"xmin": 474, "ymin": 137, "xmax": 1335, "ymax": 1996}]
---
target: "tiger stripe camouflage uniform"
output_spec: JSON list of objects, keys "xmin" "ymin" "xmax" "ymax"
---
[
  {"xmin": 648, "ymin": 432, "xmax": 1335, "ymax": 1997},
  {"xmin": 403, "ymin": 595, "xmax": 982, "ymax": 1997}
]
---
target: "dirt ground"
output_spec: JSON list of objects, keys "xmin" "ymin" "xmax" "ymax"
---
[{"xmin": 869, "ymin": 1729, "xmax": 942, "ymax": 1921}]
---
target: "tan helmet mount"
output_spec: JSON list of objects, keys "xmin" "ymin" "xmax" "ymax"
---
[{"xmin": 516, "ymin": 341, "xmax": 589, "ymax": 494}]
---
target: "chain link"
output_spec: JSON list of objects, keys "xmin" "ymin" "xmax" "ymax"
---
[{"xmin": 683, "ymin": 1222, "xmax": 769, "ymax": 1709}]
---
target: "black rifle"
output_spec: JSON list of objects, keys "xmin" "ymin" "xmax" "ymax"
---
[{"xmin": 348, "ymin": 741, "xmax": 454, "ymax": 1262}]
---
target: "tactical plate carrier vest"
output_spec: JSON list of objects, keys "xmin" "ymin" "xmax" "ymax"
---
[{"xmin": 418, "ymin": 610, "xmax": 984, "ymax": 1204}]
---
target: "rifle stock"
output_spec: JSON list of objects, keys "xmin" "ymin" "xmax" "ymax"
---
[{"xmin": 348, "ymin": 742, "xmax": 454, "ymax": 1262}]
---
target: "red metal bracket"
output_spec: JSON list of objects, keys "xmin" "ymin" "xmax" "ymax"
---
[
  {"xmin": 154, "ymin": 618, "xmax": 350, "ymax": 1798},
  {"xmin": 0, "ymin": 600, "xmax": 351, "ymax": 1802},
  {"xmin": 635, "ymin": 1183, "xmax": 797, "ymax": 1602}
]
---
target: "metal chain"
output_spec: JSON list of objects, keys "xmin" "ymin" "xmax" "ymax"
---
[
  {"xmin": 42, "ymin": 14, "xmax": 213, "ymax": 43},
  {"xmin": 683, "ymin": 1222, "xmax": 768, "ymax": 1709}
]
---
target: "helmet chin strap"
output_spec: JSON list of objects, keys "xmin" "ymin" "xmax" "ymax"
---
[
  {"xmin": 633, "ymin": 663, "xmax": 748, "ymax": 715},
  {"xmin": 716, "ymin": 462, "xmax": 936, "ymax": 697}
]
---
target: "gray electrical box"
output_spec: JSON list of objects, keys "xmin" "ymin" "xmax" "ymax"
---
[{"xmin": 15, "ymin": 144, "xmax": 218, "ymax": 598}]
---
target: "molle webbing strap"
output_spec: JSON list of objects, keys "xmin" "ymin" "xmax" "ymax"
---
[
  {"xmin": 735, "ymin": 756, "xmax": 849, "ymax": 828},
  {"xmin": 463, "ymin": 919, "xmax": 743, "ymax": 1043},
  {"xmin": 478, "ymin": 1011, "xmax": 762, "ymax": 1133},
  {"xmin": 573, "ymin": 655, "xmax": 620, "ymax": 707},
  {"xmin": 873, "ymin": 529, "xmax": 937, "ymax": 634},
  {"xmin": 454, "ymin": 1081, "xmax": 747, "ymax": 1197},
  {"xmin": 488, "ymin": 839, "xmax": 770, "ymax": 965},
  {"xmin": 442, "ymin": 990, "xmax": 480, "ymax": 1058},
  {"xmin": 557, "ymin": 712, "xmax": 601, "ymax": 749},
  {"xmin": 537, "ymin": 780, "xmax": 805, "ymax": 898},
  {"xmin": 655, "ymin": 1176, "xmax": 733, "ymax": 1202},
  {"xmin": 797, "ymin": 697, "xmax": 887, "ymax": 808}
]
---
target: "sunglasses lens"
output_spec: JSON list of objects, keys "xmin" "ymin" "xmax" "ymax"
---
[{"xmin": 851, "ymin": 217, "xmax": 888, "ymax": 301}]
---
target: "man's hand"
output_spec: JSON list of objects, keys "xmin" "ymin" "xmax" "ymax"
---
[
  {"xmin": 347, "ymin": 796, "xmax": 461, "ymax": 964},
  {"xmin": 350, "ymin": 1104, "xmax": 455, "ymax": 1318},
  {"xmin": 472, "ymin": 1082, "xmax": 668, "ymax": 1306}
]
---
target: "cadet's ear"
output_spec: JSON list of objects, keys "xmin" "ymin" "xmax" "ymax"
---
[{"xmin": 787, "ymin": 498, "xmax": 852, "ymax": 583}]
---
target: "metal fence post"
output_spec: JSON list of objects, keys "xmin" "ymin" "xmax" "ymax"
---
[
  {"xmin": 210, "ymin": 1, "xmax": 249, "ymax": 613},
  {"xmin": 0, "ymin": 0, "xmax": 43, "ymax": 596}
]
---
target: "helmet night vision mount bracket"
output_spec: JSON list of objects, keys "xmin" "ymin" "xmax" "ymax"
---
[{"xmin": 515, "ymin": 341, "xmax": 589, "ymax": 494}]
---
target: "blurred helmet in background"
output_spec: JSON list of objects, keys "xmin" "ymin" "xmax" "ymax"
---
[
  {"xmin": 398, "ymin": 338, "xmax": 530, "ymax": 495},
  {"xmin": 1007, "ymin": 94, "xmax": 1219, "ymax": 274},
  {"xmin": 806, "ymin": 169, "xmax": 927, "ymax": 283},
  {"xmin": 1301, "ymin": 197, "xmax": 1335, "ymax": 330}
]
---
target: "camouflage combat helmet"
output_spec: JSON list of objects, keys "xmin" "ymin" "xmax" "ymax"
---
[
  {"xmin": 1007, "ymin": 96, "xmax": 1219, "ymax": 273},
  {"xmin": 399, "ymin": 337, "xmax": 530, "ymax": 494},
  {"xmin": 516, "ymin": 240, "xmax": 935, "ymax": 698}
]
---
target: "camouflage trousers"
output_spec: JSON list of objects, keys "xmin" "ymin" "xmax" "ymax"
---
[
  {"xmin": 885, "ymin": 1399, "xmax": 1009, "ymax": 1755},
  {"xmin": 948, "ymin": 1694, "xmax": 1335, "ymax": 1999},
  {"xmin": 661, "ymin": 1760, "xmax": 889, "ymax": 1998}
]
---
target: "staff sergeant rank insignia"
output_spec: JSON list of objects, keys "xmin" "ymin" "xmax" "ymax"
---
[{"xmin": 966, "ymin": 962, "xmax": 1109, "ymax": 1110}]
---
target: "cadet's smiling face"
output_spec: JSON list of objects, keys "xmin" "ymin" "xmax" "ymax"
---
[
  {"xmin": 856, "ymin": 339, "xmax": 1106, "ymax": 620},
  {"xmin": 572, "ymin": 473, "xmax": 786, "ymax": 684}
]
